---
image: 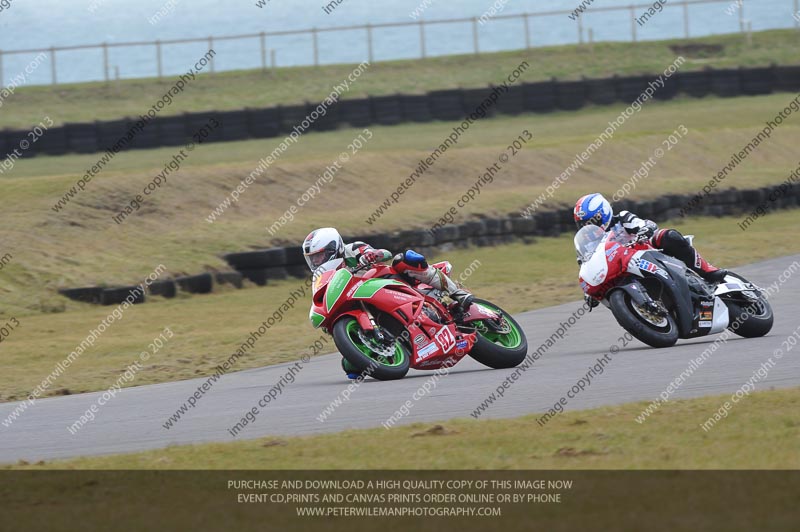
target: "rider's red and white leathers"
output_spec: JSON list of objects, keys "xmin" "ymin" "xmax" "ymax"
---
[{"xmin": 342, "ymin": 242, "xmax": 472, "ymax": 307}]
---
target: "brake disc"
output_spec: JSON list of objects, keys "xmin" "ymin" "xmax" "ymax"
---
[
  {"xmin": 485, "ymin": 316, "xmax": 511, "ymax": 335},
  {"xmin": 633, "ymin": 302, "xmax": 668, "ymax": 327},
  {"xmin": 357, "ymin": 328, "xmax": 396, "ymax": 358}
]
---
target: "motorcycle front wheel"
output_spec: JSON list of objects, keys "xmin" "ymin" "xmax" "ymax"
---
[
  {"xmin": 466, "ymin": 299, "xmax": 529, "ymax": 369},
  {"xmin": 608, "ymin": 290, "xmax": 679, "ymax": 348},
  {"xmin": 332, "ymin": 316, "xmax": 410, "ymax": 381}
]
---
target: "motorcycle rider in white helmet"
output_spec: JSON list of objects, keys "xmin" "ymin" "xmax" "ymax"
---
[
  {"xmin": 302, "ymin": 227, "xmax": 474, "ymax": 311},
  {"xmin": 302, "ymin": 227, "xmax": 474, "ymax": 379}
]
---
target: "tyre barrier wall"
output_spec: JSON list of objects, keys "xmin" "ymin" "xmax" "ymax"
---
[
  {"xmin": 6, "ymin": 65, "xmax": 800, "ymax": 161},
  {"xmin": 58, "ymin": 184, "xmax": 800, "ymax": 304},
  {"xmin": 60, "ymin": 272, "xmax": 239, "ymax": 305},
  {"xmin": 218, "ymin": 184, "xmax": 800, "ymax": 282}
]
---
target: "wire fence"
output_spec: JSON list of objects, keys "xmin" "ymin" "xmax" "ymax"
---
[{"xmin": 1, "ymin": 0, "xmax": 798, "ymax": 87}]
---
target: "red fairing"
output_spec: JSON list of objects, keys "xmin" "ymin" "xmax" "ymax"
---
[{"xmin": 310, "ymin": 263, "xmax": 477, "ymax": 371}]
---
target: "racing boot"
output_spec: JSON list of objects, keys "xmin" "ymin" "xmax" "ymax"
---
[
  {"xmin": 428, "ymin": 271, "xmax": 474, "ymax": 316},
  {"xmin": 341, "ymin": 358, "xmax": 361, "ymax": 380},
  {"xmin": 692, "ymin": 250, "xmax": 728, "ymax": 284},
  {"xmin": 446, "ymin": 287, "xmax": 475, "ymax": 313}
]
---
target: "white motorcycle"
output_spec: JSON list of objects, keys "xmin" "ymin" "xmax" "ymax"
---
[{"xmin": 575, "ymin": 225, "xmax": 773, "ymax": 348}]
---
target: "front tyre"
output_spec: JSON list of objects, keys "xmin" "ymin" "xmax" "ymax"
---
[
  {"xmin": 608, "ymin": 290, "xmax": 678, "ymax": 348},
  {"xmin": 467, "ymin": 299, "xmax": 528, "ymax": 369},
  {"xmin": 332, "ymin": 316, "xmax": 410, "ymax": 381}
]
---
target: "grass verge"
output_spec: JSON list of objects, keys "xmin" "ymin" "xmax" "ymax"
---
[{"xmin": 13, "ymin": 386, "xmax": 800, "ymax": 469}]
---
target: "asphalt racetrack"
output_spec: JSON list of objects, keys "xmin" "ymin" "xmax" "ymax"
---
[{"xmin": 2, "ymin": 254, "xmax": 799, "ymax": 463}]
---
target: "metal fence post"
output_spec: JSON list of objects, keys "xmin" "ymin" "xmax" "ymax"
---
[
  {"xmin": 156, "ymin": 40, "xmax": 163, "ymax": 80},
  {"xmin": 578, "ymin": 14, "xmax": 584, "ymax": 44},
  {"xmin": 312, "ymin": 28, "xmax": 319, "ymax": 66},
  {"xmin": 523, "ymin": 13, "xmax": 531, "ymax": 49},
  {"xmin": 472, "ymin": 17, "xmax": 479, "ymax": 54},
  {"xmin": 271, "ymin": 49, "xmax": 276, "ymax": 70},
  {"xmin": 103, "ymin": 43, "xmax": 109, "ymax": 82},
  {"xmin": 630, "ymin": 5, "xmax": 637, "ymax": 42},
  {"xmin": 683, "ymin": 1, "xmax": 690, "ymax": 38},
  {"xmin": 260, "ymin": 32, "xmax": 267, "ymax": 72},
  {"xmin": 208, "ymin": 36, "xmax": 215, "ymax": 72},
  {"xmin": 419, "ymin": 20, "xmax": 426, "ymax": 58},
  {"xmin": 50, "ymin": 46, "xmax": 57, "ymax": 85},
  {"xmin": 739, "ymin": 2, "xmax": 745, "ymax": 33},
  {"xmin": 366, "ymin": 23, "xmax": 374, "ymax": 63}
]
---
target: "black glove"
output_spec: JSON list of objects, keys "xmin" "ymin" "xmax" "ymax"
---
[{"xmin": 636, "ymin": 221, "xmax": 658, "ymax": 241}]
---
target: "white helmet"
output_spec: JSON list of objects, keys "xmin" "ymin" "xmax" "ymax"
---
[{"xmin": 302, "ymin": 227, "xmax": 344, "ymax": 271}]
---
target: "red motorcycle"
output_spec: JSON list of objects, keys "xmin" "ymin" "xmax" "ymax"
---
[
  {"xmin": 576, "ymin": 225, "xmax": 773, "ymax": 348},
  {"xmin": 309, "ymin": 259, "xmax": 528, "ymax": 380}
]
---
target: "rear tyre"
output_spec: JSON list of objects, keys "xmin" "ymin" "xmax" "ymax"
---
[
  {"xmin": 608, "ymin": 290, "xmax": 678, "ymax": 348},
  {"xmin": 726, "ymin": 299, "xmax": 773, "ymax": 338},
  {"xmin": 467, "ymin": 299, "xmax": 528, "ymax": 369},
  {"xmin": 332, "ymin": 316, "xmax": 410, "ymax": 381}
]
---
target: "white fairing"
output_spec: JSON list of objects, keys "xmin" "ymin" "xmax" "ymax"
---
[
  {"xmin": 710, "ymin": 275, "xmax": 761, "ymax": 334},
  {"xmin": 580, "ymin": 245, "xmax": 610, "ymax": 288},
  {"xmin": 709, "ymin": 297, "xmax": 730, "ymax": 334},
  {"xmin": 576, "ymin": 226, "xmax": 609, "ymax": 288},
  {"xmin": 714, "ymin": 276, "xmax": 754, "ymax": 297}
]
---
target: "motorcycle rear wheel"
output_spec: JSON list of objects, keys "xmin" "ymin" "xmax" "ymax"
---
[
  {"xmin": 725, "ymin": 299, "xmax": 773, "ymax": 338},
  {"xmin": 332, "ymin": 316, "xmax": 410, "ymax": 381},
  {"xmin": 609, "ymin": 290, "xmax": 679, "ymax": 348}
]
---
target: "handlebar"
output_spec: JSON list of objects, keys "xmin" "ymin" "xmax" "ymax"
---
[{"xmin": 625, "ymin": 233, "xmax": 651, "ymax": 248}]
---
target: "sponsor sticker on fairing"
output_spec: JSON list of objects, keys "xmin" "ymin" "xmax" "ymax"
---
[
  {"xmin": 417, "ymin": 343, "xmax": 438, "ymax": 360},
  {"xmin": 638, "ymin": 259, "xmax": 658, "ymax": 273},
  {"xmin": 637, "ymin": 258, "xmax": 669, "ymax": 279}
]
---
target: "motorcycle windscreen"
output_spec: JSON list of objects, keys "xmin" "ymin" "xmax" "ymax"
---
[{"xmin": 574, "ymin": 225, "xmax": 606, "ymax": 263}]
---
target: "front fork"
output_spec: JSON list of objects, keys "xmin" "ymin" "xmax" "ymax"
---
[
  {"xmin": 613, "ymin": 280, "xmax": 666, "ymax": 316},
  {"xmin": 358, "ymin": 302, "xmax": 388, "ymax": 343}
]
